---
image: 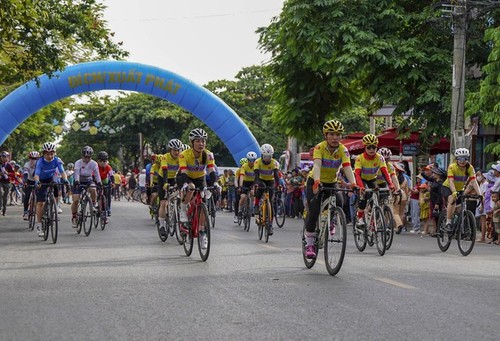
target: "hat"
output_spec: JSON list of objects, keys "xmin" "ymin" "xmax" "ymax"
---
[
  {"xmin": 491, "ymin": 164, "xmax": 500, "ymax": 172},
  {"xmin": 418, "ymin": 183, "xmax": 428, "ymax": 190},
  {"xmin": 485, "ymin": 170, "xmax": 496, "ymax": 182},
  {"xmin": 393, "ymin": 162, "xmax": 405, "ymax": 172}
]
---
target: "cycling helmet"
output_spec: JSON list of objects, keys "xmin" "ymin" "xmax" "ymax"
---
[
  {"xmin": 81, "ymin": 146, "xmax": 93, "ymax": 156},
  {"xmin": 189, "ymin": 128, "xmax": 208, "ymax": 141},
  {"xmin": 97, "ymin": 151, "xmax": 109, "ymax": 160},
  {"xmin": 246, "ymin": 151, "xmax": 257, "ymax": 162},
  {"xmin": 0, "ymin": 151, "xmax": 9, "ymax": 157},
  {"xmin": 260, "ymin": 143, "xmax": 274, "ymax": 157},
  {"xmin": 454, "ymin": 148, "xmax": 470, "ymax": 158},
  {"xmin": 182, "ymin": 144, "xmax": 191, "ymax": 151},
  {"xmin": 362, "ymin": 134, "xmax": 378, "ymax": 146},
  {"xmin": 379, "ymin": 147, "xmax": 392, "ymax": 159},
  {"xmin": 322, "ymin": 119, "xmax": 344, "ymax": 134},
  {"xmin": 9, "ymin": 160, "xmax": 16, "ymax": 165},
  {"xmin": 67, "ymin": 162, "xmax": 74, "ymax": 169},
  {"xmin": 168, "ymin": 138, "xmax": 183, "ymax": 150},
  {"xmin": 28, "ymin": 151, "xmax": 40, "ymax": 159},
  {"xmin": 239, "ymin": 158, "xmax": 248, "ymax": 166},
  {"xmin": 42, "ymin": 142, "xmax": 57, "ymax": 152}
]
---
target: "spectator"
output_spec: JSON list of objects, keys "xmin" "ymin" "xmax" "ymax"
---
[
  {"xmin": 475, "ymin": 170, "xmax": 488, "ymax": 243},
  {"xmin": 138, "ymin": 169, "xmax": 147, "ymax": 193},
  {"xmin": 290, "ymin": 168, "xmax": 304, "ymax": 219},
  {"xmin": 226, "ymin": 169, "xmax": 236, "ymax": 213},
  {"xmin": 419, "ymin": 183, "xmax": 432, "ymax": 235},
  {"xmin": 393, "ymin": 162, "xmax": 409, "ymax": 234},
  {"xmin": 285, "ymin": 171, "xmax": 294, "ymax": 217},
  {"xmin": 409, "ymin": 175, "xmax": 422, "ymax": 233}
]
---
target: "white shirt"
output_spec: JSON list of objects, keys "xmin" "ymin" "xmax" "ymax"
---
[{"xmin": 138, "ymin": 173, "xmax": 146, "ymax": 187}]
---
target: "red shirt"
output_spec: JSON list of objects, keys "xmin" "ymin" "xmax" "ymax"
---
[{"xmin": 98, "ymin": 164, "xmax": 113, "ymax": 184}]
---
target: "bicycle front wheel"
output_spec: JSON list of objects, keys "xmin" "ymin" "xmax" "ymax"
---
[
  {"xmin": 275, "ymin": 198, "xmax": 285, "ymax": 228},
  {"xmin": 324, "ymin": 207, "xmax": 347, "ymax": 276},
  {"xmin": 49, "ymin": 197, "xmax": 58, "ymax": 244},
  {"xmin": 42, "ymin": 203, "xmax": 50, "ymax": 241},
  {"xmin": 257, "ymin": 207, "xmax": 264, "ymax": 240},
  {"xmin": 197, "ymin": 203, "xmax": 210, "ymax": 261},
  {"xmin": 373, "ymin": 206, "xmax": 386, "ymax": 256},
  {"xmin": 82, "ymin": 197, "xmax": 93, "ymax": 237},
  {"xmin": 458, "ymin": 210, "xmax": 476, "ymax": 256},
  {"xmin": 383, "ymin": 206, "xmax": 395, "ymax": 251},
  {"xmin": 436, "ymin": 210, "xmax": 451, "ymax": 252},
  {"xmin": 264, "ymin": 200, "xmax": 272, "ymax": 243},
  {"xmin": 208, "ymin": 197, "xmax": 216, "ymax": 228},
  {"xmin": 100, "ymin": 196, "xmax": 108, "ymax": 230},
  {"xmin": 173, "ymin": 201, "xmax": 184, "ymax": 245},
  {"xmin": 28, "ymin": 193, "xmax": 36, "ymax": 231},
  {"xmin": 243, "ymin": 199, "xmax": 251, "ymax": 232}
]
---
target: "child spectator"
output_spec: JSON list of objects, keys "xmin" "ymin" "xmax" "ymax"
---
[
  {"xmin": 419, "ymin": 183, "xmax": 432, "ymax": 235},
  {"xmin": 491, "ymin": 191, "xmax": 500, "ymax": 245},
  {"xmin": 409, "ymin": 176, "xmax": 422, "ymax": 233}
]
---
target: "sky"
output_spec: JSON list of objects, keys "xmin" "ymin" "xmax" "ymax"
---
[{"xmin": 101, "ymin": 0, "xmax": 285, "ymax": 86}]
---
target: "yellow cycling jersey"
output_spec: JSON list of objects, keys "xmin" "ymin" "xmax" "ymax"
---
[
  {"xmin": 354, "ymin": 153, "xmax": 387, "ymax": 181},
  {"xmin": 113, "ymin": 173, "xmax": 121, "ymax": 185},
  {"xmin": 376, "ymin": 161, "xmax": 395, "ymax": 185},
  {"xmin": 443, "ymin": 163, "xmax": 475, "ymax": 191},
  {"xmin": 254, "ymin": 158, "xmax": 279, "ymax": 181},
  {"xmin": 178, "ymin": 148, "xmax": 215, "ymax": 180},
  {"xmin": 150, "ymin": 162, "xmax": 159, "ymax": 184},
  {"xmin": 160, "ymin": 152, "xmax": 179, "ymax": 180},
  {"xmin": 308, "ymin": 141, "xmax": 351, "ymax": 183},
  {"xmin": 240, "ymin": 162, "xmax": 255, "ymax": 182}
]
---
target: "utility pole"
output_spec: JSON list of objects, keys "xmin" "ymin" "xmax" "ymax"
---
[{"xmin": 450, "ymin": 0, "xmax": 467, "ymax": 154}]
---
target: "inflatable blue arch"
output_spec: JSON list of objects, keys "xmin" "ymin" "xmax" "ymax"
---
[{"xmin": 0, "ymin": 60, "xmax": 259, "ymax": 165}]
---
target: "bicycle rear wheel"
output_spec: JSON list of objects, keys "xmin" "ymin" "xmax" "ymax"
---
[
  {"xmin": 173, "ymin": 201, "xmax": 184, "ymax": 245},
  {"xmin": 208, "ymin": 197, "xmax": 216, "ymax": 228},
  {"xmin": 302, "ymin": 224, "xmax": 316, "ymax": 269},
  {"xmin": 458, "ymin": 210, "xmax": 476, "ymax": 256},
  {"xmin": 49, "ymin": 197, "xmax": 58, "ymax": 244},
  {"xmin": 437, "ymin": 211, "xmax": 452, "ymax": 252},
  {"xmin": 383, "ymin": 206, "xmax": 395, "ymax": 251},
  {"xmin": 324, "ymin": 207, "xmax": 347, "ymax": 276},
  {"xmin": 182, "ymin": 223, "xmax": 194, "ymax": 256},
  {"xmin": 197, "ymin": 203, "xmax": 210, "ymax": 261},
  {"xmin": 275, "ymin": 198, "xmax": 285, "ymax": 228},
  {"xmin": 373, "ymin": 206, "xmax": 386, "ymax": 256},
  {"xmin": 352, "ymin": 217, "xmax": 367, "ymax": 252}
]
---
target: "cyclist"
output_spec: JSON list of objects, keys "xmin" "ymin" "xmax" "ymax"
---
[
  {"xmin": 238, "ymin": 151, "xmax": 257, "ymax": 221},
  {"xmin": 97, "ymin": 151, "xmax": 113, "ymax": 219},
  {"xmin": 304, "ymin": 120, "xmax": 357, "ymax": 258},
  {"xmin": 176, "ymin": 128, "xmax": 216, "ymax": 248},
  {"xmin": 22, "ymin": 151, "xmax": 40, "ymax": 220},
  {"xmin": 377, "ymin": 147, "xmax": 400, "ymax": 192},
  {"xmin": 441, "ymin": 148, "xmax": 482, "ymax": 232},
  {"xmin": 233, "ymin": 157, "xmax": 247, "ymax": 223},
  {"xmin": 253, "ymin": 143, "xmax": 280, "ymax": 235},
  {"xmin": 0, "ymin": 151, "xmax": 15, "ymax": 216},
  {"xmin": 354, "ymin": 134, "xmax": 395, "ymax": 229},
  {"xmin": 157, "ymin": 138, "xmax": 182, "ymax": 237},
  {"xmin": 145, "ymin": 154, "xmax": 156, "ymax": 205},
  {"xmin": 33, "ymin": 142, "xmax": 68, "ymax": 237},
  {"xmin": 71, "ymin": 146, "xmax": 102, "ymax": 228}
]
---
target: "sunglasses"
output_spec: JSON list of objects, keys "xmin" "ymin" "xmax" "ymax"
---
[
  {"xmin": 457, "ymin": 157, "xmax": 469, "ymax": 162},
  {"xmin": 366, "ymin": 145, "xmax": 377, "ymax": 150}
]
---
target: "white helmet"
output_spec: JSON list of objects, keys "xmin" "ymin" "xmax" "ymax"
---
[
  {"xmin": 246, "ymin": 151, "xmax": 257, "ymax": 161},
  {"xmin": 182, "ymin": 144, "xmax": 191, "ymax": 151},
  {"xmin": 189, "ymin": 128, "xmax": 208, "ymax": 141},
  {"xmin": 260, "ymin": 144, "xmax": 274, "ymax": 157},
  {"xmin": 168, "ymin": 139, "xmax": 183, "ymax": 150},
  {"xmin": 454, "ymin": 148, "xmax": 470, "ymax": 158},
  {"xmin": 42, "ymin": 142, "xmax": 56, "ymax": 152},
  {"xmin": 378, "ymin": 147, "xmax": 392, "ymax": 159}
]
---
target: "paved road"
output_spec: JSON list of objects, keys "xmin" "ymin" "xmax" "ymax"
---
[{"xmin": 1, "ymin": 201, "xmax": 499, "ymax": 340}]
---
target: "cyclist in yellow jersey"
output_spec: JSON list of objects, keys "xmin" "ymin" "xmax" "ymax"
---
[
  {"xmin": 149, "ymin": 154, "xmax": 160, "ymax": 206},
  {"xmin": 176, "ymin": 128, "xmax": 217, "ymax": 236},
  {"xmin": 157, "ymin": 139, "xmax": 182, "ymax": 236},
  {"xmin": 232, "ymin": 157, "xmax": 247, "ymax": 223},
  {"xmin": 238, "ymin": 151, "xmax": 257, "ymax": 221},
  {"xmin": 304, "ymin": 119, "xmax": 357, "ymax": 259},
  {"xmin": 354, "ymin": 134, "xmax": 395, "ymax": 228},
  {"xmin": 441, "ymin": 148, "xmax": 481, "ymax": 231},
  {"xmin": 253, "ymin": 143, "xmax": 280, "ymax": 235}
]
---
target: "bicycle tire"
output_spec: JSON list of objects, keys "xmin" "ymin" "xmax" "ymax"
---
[
  {"xmin": 173, "ymin": 201, "xmax": 184, "ymax": 245},
  {"xmin": 264, "ymin": 199, "xmax": 272, "ymax": 243},
  {"xmin": 324, "ymin": 207, "xmax": 347, "ymax": 276},
  {"xmin": 100, "ymin": 196, "xmax": 108, "ymax": 230},
  {"xmin": 49, "ymin": 196, "xmax": 58, "ymax": 244},
  {"xmin": 383, "ymin": 205, "xmax": 395, "ymax": 251},
  {"xmin": 28, "ymin": 192, "xmax": 36, "ymax": 231},
  {"xmin": 42, "ymin": 202, "xmax": 50, "ymax": 241},
  {"xmin": 82, "ymin": 196, "xmax": 93, "ymax": 237},
  {"xmin": 275, "ymin": 198, "xmax": 285, "ymax": 228},
  {"xmin": 243, "ymin": 198, "xmax": 251, "ymax": 232},
  {"xmin": 436, "ymin": 210, "xmax": 452, "ymax": 252},
  {"xmin": 352, "ymin": 216, "xmax": 367, "ymax": 252},
  {"xmin": 257, "ymin": 204, "xmax": 264, "ymax": 240},
  {"xmin": 168, "ymin": 203, "xmax": 176, "ymax": 237},
  {"xmin": 208, "ymin": 197, "xmax": 216, "ymax": 228},
  {"xmin": 458, "ymin": 210, "xmax": 476, "ymax": 256},
  {"xmin": 157, "ymin": 217, "xmax": 167, "ymax": 242},
  {"xmin": 373, "ymin": 206, "xmax": 386, "ymax": 256},
  {"xmin": 197, "ymin": 203, "xmax": 210, "ymax": 261},
  {"xmin": 302, "ymin": 224, "xmax": 316, "ymax": 269},
  {"xmin": 182, "ymin": 223, "xmax": 194, "ymax": 256}
]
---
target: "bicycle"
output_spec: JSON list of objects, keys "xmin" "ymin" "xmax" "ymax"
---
[
  {"xmin": 256, "ymin": 186, "xmax": 274, "ymax": 243},
  {"xmin": 9, "ymin": 184, "xmax": 23, "ymax": 206},
  {"xmin": 273, "ymin": 187, "xmax": 286, "ymax": 228},
  {"xmin": 352, "ymin": 187, "xmax": 387, "ymax": 256},
  {"xmin": 37, "ymin": 183, "xmax": 62, "ymax": 244},
  {"xmin": 206, "ymin": 188, "xmax": 217, "ymax": 228},
  {"xmin": 302, "ymin": 186, "xmax": 350, "ymax": 276},
  {"xmin": 93, "ymin": 185, "xmax": 109, "ymax": 230},
  {"xmin": 379, "ymin": 188, "xmax": 396, "ymax": 251},
  {"xmin": 178, "ymin": 187, "xmax": 213, "ymax": 261},
  {"xmin": 166, "ymin": 186, "xmax": 184, "ymax": 245},
  {"xmin": 75, "ymin": 184, "xmax": 94, "ymax": 237},
  {"xmin": 238, "ymin": 190, "xmax": 252, "ymax": 232},
  {"xmin": 436, "ymin": 192, "xmax": 481, "ymax": 256},
  {"xmin": 26, "ymin": 185, "xmax": 37, "ymax": 231}
]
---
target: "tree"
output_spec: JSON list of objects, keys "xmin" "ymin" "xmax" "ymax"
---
[{"xmin": 257, "ymin": 0, "xmax": 494, "ymax": 146}]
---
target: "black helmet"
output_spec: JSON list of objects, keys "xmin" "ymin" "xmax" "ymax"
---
[{"xmin": 98, "ymin": 151, "xmax": 109, "ymax": 160}]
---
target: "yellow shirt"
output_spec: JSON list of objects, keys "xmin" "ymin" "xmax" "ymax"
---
[
  {"xmin": 150, "ymin": 162, "xmax": 159, "ymax": 184},
  {"xmin": 113, "ymin": 173, "xmax": 121, "ymax": 185},
  {"xmin": 160, "ymin": 152, "xmax": 180, "ymax": 180},
  {"xmin": 354, "ymin": 153, "xmax": 387, "ymax": 181},
  {"xmin": 376, "ymin": 161, "xmax": 395, "ymax": 185},
  {"xmin": 240, "ymin": 162, "xmax": 255, "ymax": 182},
  {"xmin": 254, "ymin": 158, "xmax": 279, "ymax": 181},
  {"xmin": 308, "ymin": 141, "xmax": 351, "ymax": 183},
  {"xmin": 443, "ymin": 163, "xmax": 475, "ymax": 191},
  {"xmin": 178, "ymin": 149, "xmax": 215, "ymax": 180}
]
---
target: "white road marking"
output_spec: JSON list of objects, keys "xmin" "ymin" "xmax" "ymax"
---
[{"xmin": 374, "ymin": 277, "xmax": 417, "ymax": 289}]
